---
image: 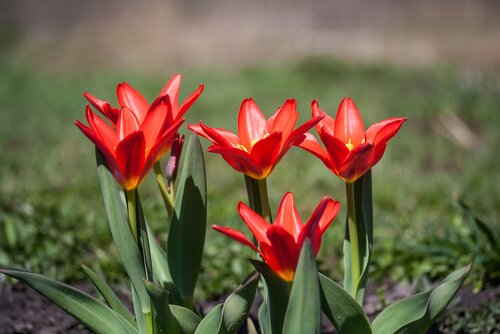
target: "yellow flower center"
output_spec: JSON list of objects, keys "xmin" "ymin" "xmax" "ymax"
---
[{"xmin": 345, "ymin": 138, "xmax": 354, "ymax": 151}]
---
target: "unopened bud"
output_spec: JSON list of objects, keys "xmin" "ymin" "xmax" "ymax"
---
[{"xmin": 165, "ymin": 134, "xmax": 184, "ymax": 183}]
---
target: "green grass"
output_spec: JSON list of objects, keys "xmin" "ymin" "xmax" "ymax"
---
[{"xmin": 0, "ymin": 55, "xmax": 499, "ymax": 304}]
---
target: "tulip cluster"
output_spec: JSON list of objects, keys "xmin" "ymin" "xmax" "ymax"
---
[{"xmin": 1, "ymin": 73, "xmax": 470, "ymax": 334}]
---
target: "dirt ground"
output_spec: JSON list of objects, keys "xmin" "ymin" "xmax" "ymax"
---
[{"xmin": 1, "ymin": 280, "xmax": 498, "ymax": 334}]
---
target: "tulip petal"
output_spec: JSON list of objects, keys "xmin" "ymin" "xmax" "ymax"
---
[
  {"xmin": 337, "ymin": 143, "xmax": 373, "ymax": 182},
  {"xmin": 294, "ymin": 132, "xmax": 333, "ymax": 169},
  {"xmin": 238, "ymin": 202, "xmax": 271, "ymax": 245},
  {"xmin": 365, "ymin": 117, "xmax": 407, "ymax": 147},
  {"xmin": 117, "ymin": 82, "xmax": 150, "ymax": 123},
  {"xmin": 83, "ymin": 92, "xmax": 120, "ymax": 123},
  {"xmin": 85, "ymin": 107, "xmax": 118, "ymax": 148},
  {"xmin": 114, "ymin": 131, "xmax": 146, "ymax": 190},
  {"xmin": 208, "ymin": 145, "xmax": 263, "ymax": 179},
  {"xmin": 266, "ymin": 99, "xmax": 298, "ymax": 138},
  {"xmin": 249, "ymin": 131, "xmax": 282, "ymax": 178},
  {"xmin": 285, "ymin": 114, "xmax": 324, "ymax": 149},
  {"xmin": 159, "ymin": 74, "xmax": 181, "ymax": 112},
  {"xmin": 146, "ymin": 118, "xmax": 184, "ymax": 166},
  {"xmin": 211, "ymin": 225, "xmax": 261, "ymax": 255},
  {"xmin": 178, "ymin": 84, "xmax": 204, "ymax": 120},
  {"xmin": 312, "ymin": 100, "xmax": 335, "ymax": 136},
  {"xmin": 197, "ymin": 123, "xmax": 240, "ymax": 147},
  {"xmin": 274, "ymin": 192, "xmax": 303, "ymax": 241},
  {"xmin": 319, "ymin": 131, "xmax": 350, "ymax": 170},
  {"xmin": 334, "ymin": 98, "xmax": 365, "ymax": 146},
  {"xmin": 318, "ymin": 199, "xmax": 341, "ymax": 234},
  {"xmin": 141, "ymin": 95, "xmax": 171, "ymax": 149},
  {"xmin": 117, "ymin": 107, "xmax": 141, "ymax": 140},
  {"xmin": 238, "ymin": 98, "xmax": 267, "ymax": 149},
  {"xmin": 261, "ymin": 225, "xmax": 300, "ymax": 281},
  {"xmin": 299, "ymin": 197, "xmax": 330, "ymax": 255}
]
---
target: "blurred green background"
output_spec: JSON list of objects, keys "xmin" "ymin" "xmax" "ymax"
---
[{"xmin": 0, "ymin": 1, "xmax": 499, "ymax": 328}]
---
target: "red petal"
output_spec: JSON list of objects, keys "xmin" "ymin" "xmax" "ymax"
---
[
  {"xmin": 249, "ymin": 131, "xmax": 282, "ymax": 178},
  {"xmin": 312, "ymin": 100, "xmax": 335, "ymax": 136},
  {"xmin": 334, "ymin": 98, "xmax": 365, "ymax": 146},
  {"xmin": 238, "ymin": 202, "xmax": 271, "ymax": 245},
  {"xmin": 117, "ymin": 82, "xmax": 150, "ymax": 123},
  {"xmin": 114, "ymin": 131, "xmax": 146, "ymax": 190},
  {"xmin": 146, "ymin": 118, "xmax": 184, "ymax": 165},
  {"xmin": 177, "ymin": 84, "xmax": 204, "ymax": 120},
  {"xmin": 117, "ymin": 107, "xmax": 141, "ymax": 140},
  {"xmin": 298, "ymin": 197, "xmax": 330, "ymax": 255},
  {"xmin": 208, "ymin": 145, "xmax": 263, "ymax": 178},
  {"xmin": 295, "ymin": 132, "xmax": 333, "ymax": 169},
  {"xmin": 159, "ymin": 74, "xmax": 181, "ymax": 112},
  {"xmin": 212, "ymin": 225, "xmax": 261, "ymax": 255},
  {"xmin": 318, "ymin": 199, "xmax": 341, "ymax": 234},
  {"xmin": 85, "ymin": 106, "xmax": 118, "ymax": 149},
  {"xmin": 337, "ymin": 143, "xmax": 373, "ymax": 182},
  {"xmin": 199, "ymin": 122, "xmax": 239, "ymax": 147},
  {"xmin": 238, "ymin": 98, "xmax": 267, "ymax": 149},
  {"xmin": 274, "ymin": 192, "xmax": 302, "ymax": 240},
  {"xmin": 266, "ymin": 99, "xmax": 298, "ymax": 138},
  {"xmin": 319, "ymin": 131, "xmax": 350, "ymax": 170},
  {"xmin": 365, "ymin": 117, "xmax": 406, "ymax": 146},
  {"xmin": 83, "ymin": 92, "xmax": 120, "ymax": 123},
  {"xmin": 285, "ymin": 114, "xmax": 324, "ymax": 149},
  {"xmin": 261, "ymin": 225, "xmax": 300, "ymax": 281},
  {"xmin": 141, "ymin": 95, "xmax": 171, "ymax": 149}
]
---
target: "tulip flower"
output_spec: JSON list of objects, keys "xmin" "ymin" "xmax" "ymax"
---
[
  {"xmin": 84, "ymin": 74, "xmax": 204, "ymax": 157},
  {"xmin": 213, "ymin": 192, "xmax": 340, "ymax": 281},
  {"xmin": 75, "ymin": 96, "xmax": 183, "ymax": 190},
  {"xmin": 188, "ymin": 98, "xmax": 323, "ymax": 180},
  {"xmin": 296, "ymin": 98, "xmax": 406, "ymax": 182}
]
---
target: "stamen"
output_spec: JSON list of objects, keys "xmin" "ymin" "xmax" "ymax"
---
[{"xmin": 345, "ymin": 138, "xmax": 354, "ymax": 151}]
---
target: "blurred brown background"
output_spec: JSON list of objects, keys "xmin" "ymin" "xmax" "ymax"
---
[{"xmin": 1, "ymin": 0, "xmax": 499, "ymax": 72}]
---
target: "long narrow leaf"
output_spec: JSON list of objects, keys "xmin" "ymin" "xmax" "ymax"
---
[
  {"xmin": 195, "ymin": 304, "xmax": 224, "ymax": 334},
  {"xmin": 0, "ymin": 268, "xmax": 138, "ymax": 334},
  {"xmin": 250, "ymin": 260, "xmax": 290, "ymax": 334},
  {"xmin": 319, "ymin": 273, "xmax": 371, "ymax": 334},
  {"xmin": 167, "ymin": 134, "xmax": 207, "ymax": 308},
  {"xmin": 96, "ymin": 150, "xmax": 150, "ymax": 312},
  {"xmin": 283, "ymin": 239, "xmax": 322, "ymax": 334},
  {"xmin": 81, "ymin": 264, "xmax": 136, "ymax": 326},
  {"xmin": 372, "ymin": 264, "xmax": 471, "ymax": 334},
  {"xmin": 221, "ymin": 272, "xmax": 259, "ymax": 333}
]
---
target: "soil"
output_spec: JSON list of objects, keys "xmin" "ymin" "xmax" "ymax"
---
[{"xmin": 0, "ymin": 281, "xmax": 498, "ymax": 334}]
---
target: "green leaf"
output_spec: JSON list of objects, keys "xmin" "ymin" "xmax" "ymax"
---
[
  {"xmin": 283, "ymin": 239, "xmax": 321, "ymax": 334},
  {"xmin": 195, "ymin": 304, "xmax": 224, "ymax": 334},
  {"xmin": 221, "ymin": 272, "xmax": 259, "ymax": 334},
  {"xmin": 81, "ymin": 264, "xmax": 136, "ymax": 326},
  {"xmin": 170, "ymin": 305, "xmax": 202, "ymax": 334},
  {"xmin": 372, "ymin": 264, "xmax": 471, "ymax": 334},
  {"xmin": 0, "ymin": 268, "xmax": 138, "ymax": 334},
  {"xmin": 319, "ymin": 273, "xmax": 371, "ymax": 334},
  {"xmin": 250, "ymin": 260, "xmax": 290, "ymax": 334},
  {"xmin": 96, "ymin": 150, "xmax": 150, "ymax": 312},
  {"xmin": 168, "ymin": 134, "xmax": 207, "ymax": 308}
]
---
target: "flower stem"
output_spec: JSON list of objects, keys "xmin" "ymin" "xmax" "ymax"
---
[
  {"xmin": 244, "ymin": 175, "xmax": 272, "ymax": 223},
  {"xmin": 154, "ymin": 162, "xmax": 174, "ymax": 218},
  {"xmin": 345, "ymin": 181, "xmax": 361, "ymax": 298},
  {"xmin": 126, "ymin": 189, "xmax": 138, "ymax": 242}
]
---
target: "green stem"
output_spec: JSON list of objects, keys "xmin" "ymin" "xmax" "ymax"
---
[
  {"xmin": 126, "ymin": 189, "xmax": 138, "ymax": 242},
  {"xmin": 145, "ymin": 311, "xmax": 154, "ymax": 334},
  {"xmin": 345, "ymin": 181, "xmax": 361, "ymax": 298},
  {"xmin": 154, "ymin": 162, "xmax": 174, "ymax": 218},
  {"xmin": 244, "ymin": 175, "xmax": 272, "ymax": 223}
]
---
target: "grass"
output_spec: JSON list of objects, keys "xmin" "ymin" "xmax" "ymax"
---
[{"xmin": 0, "ymin": 55, "xmax": 499, "ymax": 308}]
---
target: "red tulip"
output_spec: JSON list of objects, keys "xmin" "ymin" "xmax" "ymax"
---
[
  {"xmin": 188, "ymin": 98, "xmax": 323, "ymax": 179},
  {"xmin": 213, "ymin": 192, "xmax": 340, "ymax": 281},
  {"xmin": 296, "ymin": 98, "xmax": 406, "ymax": 182},
  {"xmin": 84, "ymin": 74, "xmax": 204, "ymax": 157},
  {"xmin": 75, "ymin": 96, "xmax": 184, "ymax": 190}
]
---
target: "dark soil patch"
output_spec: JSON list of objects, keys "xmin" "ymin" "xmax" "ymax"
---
[{"xmin": 0, "ymin": 281, "xmax": 498, "ymax": 333}]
